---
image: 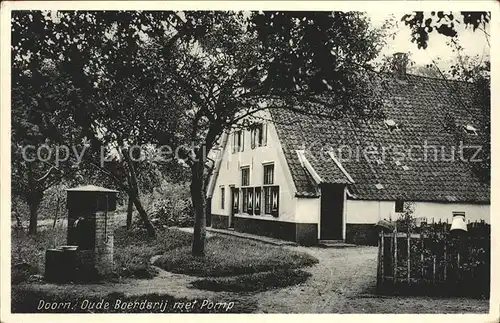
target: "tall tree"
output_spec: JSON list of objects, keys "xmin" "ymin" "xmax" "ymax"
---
[
  {"xmin": 11, "ymin": 10, "xmax": 194, "ymax": 236},
  {"xmin": 11, "ymin": 62, "xmax": 84, "ymax": 234},
  {"xmin": 121, "ymin": 11, "xmax": 387, "ymax": 255}
]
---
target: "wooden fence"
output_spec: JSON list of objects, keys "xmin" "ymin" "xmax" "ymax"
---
[{"xmin": 376, "ymin": 221, "xmax": 490, "ymax": 297}]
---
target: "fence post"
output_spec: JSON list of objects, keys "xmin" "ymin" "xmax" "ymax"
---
[
  {"xmin": 407, "ymin": 231, "xmax": 411, "ymax": 284},
  {"xmin": 377, "ymin": 231, "xmax": 382, "ymax": 286},
  {"xmin": 393, "ymin": 228, "xmax": 398, "ymax": 283},
  {"xmin": 443, "ymin": 239, "xmax": 447, "ymax": 282},
  {"xmin": 420, "ymin": 233, "xmax": 424, "ymax": 279},
  {"xmin": 381, "ymin": 231, "xmax": 385, "ymax": 282}
]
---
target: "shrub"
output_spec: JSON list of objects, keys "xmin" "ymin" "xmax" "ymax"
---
[
  {"xmin": 379, "ymin": 222, "xmax": 490, "ymax": 298},
  {"xmin": 144, "ymin": 183, "xmax": 194, "ymax": 227}
]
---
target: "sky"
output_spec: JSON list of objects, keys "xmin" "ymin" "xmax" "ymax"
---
[{"xmin": 368, "ymin": 11, "xmax": 490, "ymax": 70}]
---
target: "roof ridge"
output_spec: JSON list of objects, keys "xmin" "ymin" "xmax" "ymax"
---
[
  {"xmin": 378, "ymin": 70, "xmax": 474, "ymax": 84},
  {"xmin": 406, "ymin": 72, "xmax": 473, "ymax": 84}
]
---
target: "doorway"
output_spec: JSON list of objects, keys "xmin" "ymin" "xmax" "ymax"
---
[
  {"xmin": 320, "ymin": 184, "xmax": 344, "ymax": 240},
  {"xmin": 229, "ymin": 186, "xmax": 238, "ymax": 229}
]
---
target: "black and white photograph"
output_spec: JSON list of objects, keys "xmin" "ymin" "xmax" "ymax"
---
[{"xmin": 1, "ymin": 1, "xmax": 497, "ymax": 319}]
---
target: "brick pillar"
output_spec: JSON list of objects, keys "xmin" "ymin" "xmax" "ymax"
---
[{"xmin": 94, "ymin": 211, "xmax": 114, "ymax": 276}]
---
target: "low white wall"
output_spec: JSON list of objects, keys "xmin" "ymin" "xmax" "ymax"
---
[
  {"xmin": 412, "ymin": 202, "xmax": 490, "ymax": 224},
  {"xmin": 346, "ymin": 199, "xmax": 490, "ymax": 224},
  {"xmin": 346, "ymin": 200, "xmax": 395, "ymax": 224},
  {"xmin": 295, "ymin": 197, "xmax": 320, "ymax": 223}
]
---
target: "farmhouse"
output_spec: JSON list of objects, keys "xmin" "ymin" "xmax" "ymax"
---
[{"xmin": 206, "ymin": 57, "xmax": 490, "ymax": 245}]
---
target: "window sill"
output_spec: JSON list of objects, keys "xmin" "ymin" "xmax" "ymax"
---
[
  {"xmin": 235, "ymin": 213, "xmax": 279, "ymax": 221},
  {"xmin": 251, "ymin": 145, "xmax": 267, "ymax": 149}
]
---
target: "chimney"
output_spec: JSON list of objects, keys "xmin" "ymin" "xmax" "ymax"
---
[{"xmin": 392, "ymin": 52, "xmax": 409, "ymax": 79}]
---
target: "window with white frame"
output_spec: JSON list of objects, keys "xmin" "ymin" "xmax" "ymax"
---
[
  {"xmin": 241, "ymin": 167, "xmax": 250, "ymax": 186},
  {"xmin": 263, "ymin": 163, "xmax": 278, "ymax": 217},
  {"xmin": 241, "ymin": 167, "xmax": 250, "ymax": 213},
  {"xmin": 263, "ymin": 164, "xmax": 274, "ymax": 185},
  {"xmin": 220, "ymin": 186, "xmax": 225, "ymax": 209}
]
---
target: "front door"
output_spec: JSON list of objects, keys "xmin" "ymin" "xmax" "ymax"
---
[
  {"xmin": 320, "ymin": 184, "xmax": 344, "ymax": 240},
  {"xmin": 229, "ymin": 186, "xmax": 238, "ymax": 228}
]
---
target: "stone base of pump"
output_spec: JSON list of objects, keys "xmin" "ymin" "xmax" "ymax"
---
[{"xmin": 44, "ymin": 248, "xmax": 104, "ymax": 283}]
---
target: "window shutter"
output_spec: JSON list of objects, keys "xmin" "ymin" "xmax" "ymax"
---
[
  {"xmin": 242, "ymin": 188, "xmax": 248, "ymax": 213},
  {"xmin": 254, "ymin": 187, "xmax": 261, "ymax": 215},
  {"xmin": 232, "ymin": 188, "xmax": 239, "ymax": 213},
  {"xmin": 247, "ymin": 188, "xmax": 253, "ymax": 214},
  {"xmin": 271, "ymin": 186, "xmax": 279, "ymax": 217}
]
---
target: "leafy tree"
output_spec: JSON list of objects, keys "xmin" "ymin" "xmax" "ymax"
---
[
  {"xmin": 11, "ymin": 62, "xmax": 85, "ymax": 234},
  {"xmin": 11, "ymin": 11, "xmax": 194, "ymax": 236},
  {"xmin": 401, "ymin": 11, "xmax": 490, "ymax": 49}
]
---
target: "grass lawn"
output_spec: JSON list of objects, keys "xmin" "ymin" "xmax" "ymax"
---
[
  {"xmin": 11, "ymin": 227, "xmax": 67, "ymax": 283},
  {"xmin": 153, "ymin": 235, "xmax": 319, "ymax": 277},
  {"xmin": 191, "ymin": 269, "xmax": 312, "ymax": 292},
  {"xmin": 11, "ymin": 225, "xmax": 194, "ymax": 282},
  {"xmin": 113, "ymin": 226, "xmax": 192, "ymax": 278},
  {"xmin": 13, "ymin": 222, "xmax": 319, "ymax": 304}
]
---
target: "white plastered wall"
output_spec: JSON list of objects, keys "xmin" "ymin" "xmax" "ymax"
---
[
  {"xmin": 346, "ymin": 199, "xmax": 490, "ymax": 224},
  {"xmin": 210, "ymin": 110, "xmax": 298, "ymax": 223}
]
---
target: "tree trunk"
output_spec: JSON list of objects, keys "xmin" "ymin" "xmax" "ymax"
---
[
  {"xmin": 191, "ymin": 161, "xmax": 207, "ymax": 257},
  {"xmin": 132, "ymin": 195, "xmax": 156, "ymax": 238},
  {"xmin": 126, "ymin": 194, "xmax": 134, "ymax": 229},
  {"xmin": 122, "ymin": 148, "xmax": 153, "ymax": 235},
  {"xmin": 27, "ymin": 193, "xmax": 42, "ymax": 235}
]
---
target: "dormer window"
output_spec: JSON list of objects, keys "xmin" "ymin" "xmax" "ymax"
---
[
  {"xmin": 250, "ymin": 123, "xmax": 268, "ymax": 149},
  {"xmin": 384, "ymin": 119, "xmax": 399, "ymax": 132},
  {"xmin": 232, "ymin": 129, "xmax": 244, "ymax": 153},
  {"xmin": 464, "ymin": 125, "xmax": 478, "ymax": 135}
]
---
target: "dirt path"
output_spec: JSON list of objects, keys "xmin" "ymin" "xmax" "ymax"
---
[
  {"xmin": 251, "ymin": 245, "xmax": 488, "ymax": 313},
  {"xmin": 252, "ymin": 245, "xmax": 378, "ymax": 313}
]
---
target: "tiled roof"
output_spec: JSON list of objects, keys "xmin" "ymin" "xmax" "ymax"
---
[
  {"xmin": 66, "ymin": 185, "xmax": 118, "ymax": 193},
  {"xmin": 271, "ymin": 74, "xmax": 490, "ymax": 203},
  {"xmin": 305, "ymin": 150, "xmax": 352, "ymax": 185}
]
